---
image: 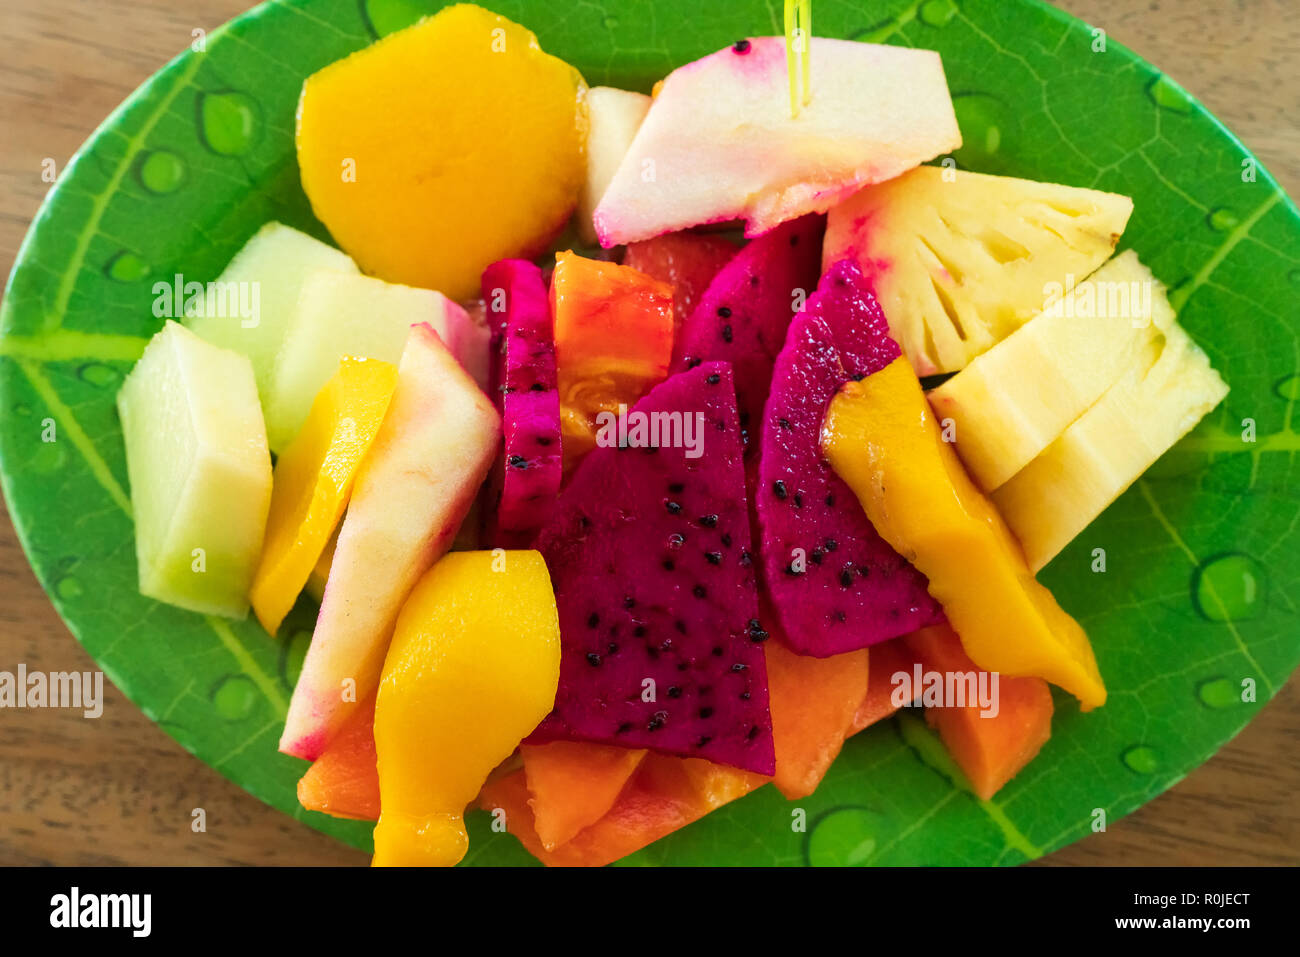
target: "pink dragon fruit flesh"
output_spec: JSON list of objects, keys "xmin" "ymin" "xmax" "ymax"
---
[
  {"xmin": 672, "ymin": 214, "xmax": 825, "ymax": 455},
  {"xmin": 530, "ymin": 362, "xmax": 775, "ymax": 775},
  {"xmin": 480, "ymin": 259, "xmax": 561, "ymax": 546},
  {"xmin": 756, "ymin": 257, "xmax": 944, "ymax": 657}
]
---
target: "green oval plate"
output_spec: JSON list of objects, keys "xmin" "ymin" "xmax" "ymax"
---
[{"xmin": 3, "ymin": 0, "xmax": 1298, "ymax": 866}]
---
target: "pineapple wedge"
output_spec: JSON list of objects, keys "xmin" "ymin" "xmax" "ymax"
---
[
  {"xmin": 183, "ymin": 222, "xmax": 358, "ymax": 400},
  {"xmin": 930, "ymin": 251, "xmax": 1169, "ymax": 491},
  {"xmin": 993, "ymin": 324, "xmax": 1228, "ymax": 572},
  {"xmin": 118, "ymin": 321, "xmax": 272, "ymax": 617},
  {"xmin": 824, "ymin": 166, "xmax": 1133, "ymax": 375}
]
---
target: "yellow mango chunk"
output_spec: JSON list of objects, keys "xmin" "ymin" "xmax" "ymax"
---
[
  {"xmin": 372, "ymin": 551, "xmax": 561, "ymax": 867},
  {"xmin": 250, "ymin": 357, "xmax": 397, "ymax": 635},
  {"xmin": 821, "ymin": 358, "xmax": 1106, "ymax": 710},
  {"xmin": 297, "ymin": 4, "xmax": 588, "ymax": 299}
]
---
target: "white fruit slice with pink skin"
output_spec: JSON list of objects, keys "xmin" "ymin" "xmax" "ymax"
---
[
  {"xmin": 578, "ymin": 87, "xmax": 651, "ymax": 244},
  {"xmin": 266, "ymin": 270, "xmax": 490, "ymax": 451},
  {"xmin": 279, "ymin": 322, "xmax": 501, "ymax": 761},
  {"xmin": 592, "ymin": 37, "xmax": 960, "ymax": 247}
]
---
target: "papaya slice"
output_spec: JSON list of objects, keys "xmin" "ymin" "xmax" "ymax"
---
[
  {"xmin": 480, "ymin": 753, "xmax": 765, "ymax": 866},
  {"xmin": 851, "ymin": 638, "xmax": 919, "ymax": 733},
  {"xmin": 766, "ymin": 639, "xmax": 870, "ymax": 799},
  {"xmin": 296, "ymin": 693, "xmax": 380, "ymax": 821},
  {"xmin": 520, "ymin": 742, "xmax": 646, "ymax": 850},
  {"xmin": 903, "ymin": 624, "xmax": 1054, "ymax": 800}
]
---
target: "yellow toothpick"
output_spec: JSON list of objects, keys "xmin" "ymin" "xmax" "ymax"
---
[{"xmin": 785, "ymin": 0, "xmax": 813, "ymax": 117}]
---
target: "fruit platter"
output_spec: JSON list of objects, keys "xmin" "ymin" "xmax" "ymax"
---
[{"xmin": 2, "ymin": 0, "xmax": 1298, "ymax": 867}]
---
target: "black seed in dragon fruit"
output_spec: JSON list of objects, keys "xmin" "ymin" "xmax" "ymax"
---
[
  {"xmin": 757, "ymin": 258, "xmax": 944, "ymax": 657},
  {"xmin": 480, "ymin": 259, "xmax": 561, "ymax": 546},
  {"xmin": 529, "ymin": 362, "xmax": 775, "ymax": 775}
]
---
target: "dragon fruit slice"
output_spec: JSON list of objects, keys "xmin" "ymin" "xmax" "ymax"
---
[
  {"xmin": 530, "ymin": 362, "xmax": 775, "ymax": 775},
  {"xmin": 757, "ymin": 258, "xmax": 943, "ymax": 657},
  {"xmin": 673, "ymin": 214, "xmax": 825, "ymax": 452},
  {"xmin": 481, "ymin": 259, "xmax": 561, "ymax": 545}
]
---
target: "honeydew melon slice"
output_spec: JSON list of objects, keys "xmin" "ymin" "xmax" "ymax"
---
[
  {"xmin": 183, "ymin": 222, "xmax": 358, "ymax": 400},
  {"xmin": 117, "ymin": 321, "xmax": 272, "ymax": 618},
  {"xmin": 265, "ymin": 270, "xmax": 488, "ymax": 451}
]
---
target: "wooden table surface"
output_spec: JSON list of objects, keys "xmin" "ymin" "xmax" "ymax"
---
[{"xmin": 1, "ymin": 0, "xmax": 1297, "ymax": 866}]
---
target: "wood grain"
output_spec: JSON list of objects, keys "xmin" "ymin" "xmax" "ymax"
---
[{"xmin": 0, "ymin": 0, "xmax": 1296, "ymax": 866}]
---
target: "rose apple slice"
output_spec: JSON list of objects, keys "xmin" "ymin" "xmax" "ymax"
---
[
  {"xmin": 593, "ymin": 37, "xmax": 959, "ymax": 246},
  {"xmin": 279, "ymin": 323, "xmax": 501, "ymax": 761}
]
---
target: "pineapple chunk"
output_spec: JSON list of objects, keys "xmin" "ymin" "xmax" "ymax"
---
[
  {"xmin": 993, "ymin": 324, "xmax": 1228, "ymax": 572},
  {"xmin": 117, "ymin": 321, "xmax": 272, "ymax": 617},
  {"xmin": 930, "ymin": 251, "xmax": 1170, "ymax": 491},
  {"xmin": 265, "ymin": 270, "xmax": 488, "ymax": 451},
  {"xmin": 824, "ymin": 166, "xmax": 1133, "ymax": 375},
  {"xmin": 183, "ymin": 222, "xmax": 358, "ymax": 400}
]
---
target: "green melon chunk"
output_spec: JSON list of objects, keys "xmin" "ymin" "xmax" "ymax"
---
[
  {"xmin": 117, "ymin": 321, "xmax": 272, "ymax": 618},
  {"xmin": 183, "ymin": 221, "xmax": 358, "ymax": 401}
]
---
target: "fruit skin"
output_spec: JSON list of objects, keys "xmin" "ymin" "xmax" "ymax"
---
[
  {"xmin": 578, "ymin": 87, "xmax": 652, "ymax": 244},
  {"xmin": 594, "ymin": 37, "xmax": 959, "ymax": 246},
  {"xmin": 280, "ymin": 322, "xmax": 501, "ymax": 761},
  {"xmin": 824, "ymin": 165, "xmax": 1133, "ymax": 375},
  {"xmin": 623, "ymin": 232, "xmax": 738, "ymax": 350},
  {"xmin": 117, "ymin": 321, "xmax": 271, "ymax": 618},
  {"xmin": 372, "ymin": 550, "xmax": 560, "ymax": 867},
  {"xmin": 992, "ymin": 318, "xmax": 1228, "ymax": 572},
  {"xmin": 296, "ymin": 3, "xmax": 588, "ymax": 300},
  {"xmin": 480, "ymin": 259, "xmax": 561, "ymax": 545},
  {"xmin": 551, "ymin": 251, "xmax": 674, "ymax": 471},
  {"xmin": 929, "ymin": 250, "xmax": 1169, "ymax": 492},
  {"xmin": 903, "ymin": 625, "xmax": 1053, "ymax": 801},
  {"xmin": 821, "ymin": 356, "xmax": 1107, "ymax": 709},
  {"xmin": 671, "ymin": 214, "xmax": 825, "ymax": 455},
  {"xmin": 296, "ymin": 693, "xmax": 380, "ymax": 821},
  {"xmin": 182, "ymin": 221, "xmax": 358, "ymax": 402},
  {"xmin": 267, "ymin": 269, "xmax": 487, "ymax": 452},
  {"xmin": 528, "ymin": 363, "xmax": 776, "ymax": 775},
  {"xmin": 251, "ymin": 356, "xmax": 398, "ymax": 636},
  {"xmin": 757, "ymin": 259, "xmax": 943, "ymax": 657},
  {"xmin": 519, "ymin": 741, "xmax": 646, "ymax": 850},
  {"xmin": 479, "ymin": 753, "xmax": 765, "ymax": 867},
  {"xmin": 765, "ymin": 636, "xmax": 869, "ymax": 800}
]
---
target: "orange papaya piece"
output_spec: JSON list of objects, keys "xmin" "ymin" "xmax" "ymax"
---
[
  {"xmin": 550, "ymin": 251, "xmax": 674, "ymax": 471},
  {"xmin": 479, "ymin": 753, "xmax": 764, "ymax": 867},
  {"xmin": 765, "ymin": 639, "xmax": 870, "ymax": 799},
  {"xmin": 851, "ymin": 638, "xmax": 920, "ymax": 733},
  {"xmin": 903, "ymin": 624, "xmax": 1054, "ymax": 800},
  {"xmin": 520, "ymin": 742, "xmax": 646, "ymax": 850},
  {"xmin": 296, "ymin": 693, "xmax": 380, "ymax": 821}
]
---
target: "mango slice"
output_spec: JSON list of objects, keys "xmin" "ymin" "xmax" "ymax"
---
[
  {"xmin": 372, "ymin": 551, "xmax": 560, "ymax": 867},
  {"xmin": 250, "ymin": 356, "xmax": 397, "ymax": 636},
  {"xmin": 296, "ymin": 3, "xmax": 587, "ymax": 300},
  {"xmin": 821, "ymin": 357, "xmax": 1106, "ymax": 709},
  {"xmin": 551, "ymin": 250, "xmax": 674, "ymax": 470}
]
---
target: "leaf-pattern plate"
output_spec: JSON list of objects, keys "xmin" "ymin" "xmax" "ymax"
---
[{"xmin": 2, "ymin": 0, "xmax": 1297, "ymax": 865}]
